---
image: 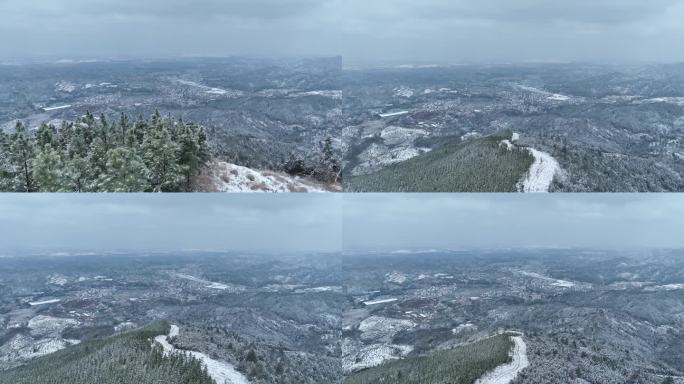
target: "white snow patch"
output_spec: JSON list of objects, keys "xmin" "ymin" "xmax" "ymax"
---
[
  {"xmin": 394, "ymin": 87, "xmax": 414, "ymax": 98},
  {"xmin": 295, "ymin": 286, "xmax": 343, "ymax": 293},
  {"xmin": 379, "ymin": 111, "xmax": 409, "ymax": 118},
  {"xmin": 156, "ymin": 325, "xmax": 250, "ymax": 384},
  {"xmin": 342, "ymin": 340, "xmax": 413, "ymax": 372},
  {"xmin": 461, "ymin": 131, "xmax": 481, "ymax": 141},
  {"xmin": 452, "ymin": 323, "xmax": 477, "ymax": 335},
  {"xmin": 547, "ymin": 94, "xmax": 570, "ymax": 101},
  {"xmin": 363, "ymin": 298, "xmax": 398, "ymax": 306},
  {"xmin": 359, "ymin": 316, "xmax": 415, "ymax": 341},
  {"xmin": 29, "ymin": 299, "xmax": 61, "ymax": 306},
  {"xmin": 47, "ymin": 274, "xmax": 68, "ymax": 286},
  {"xmin": 475, "ymin": 336, "xmax": 529, "ymax": 384},
  {"xmin": 645, "ymin": 284, "xmax": 684, "ymax": 292},
  {"xmin": 176, "ymin": 79, "xmax": 243, "ymax": 98},
  {"xmin": 293, "ymin": 90, "xmax": 343, "ymax": 100},
  {"xmin": 519, "ymin": 271, "xmax": 575, "ymax": 288},
  {"xmin": 42, "ymin": 105, "xmax": 71, "ymax": 112},
  {"xmin": 519, "ymin": 148, "xmax": 561, "ymax": 193},
  {"xmin": 385, "ymin": 271, "xmax": 408, "ymax": 284},
  {"xmin": 173, "ymin": 273, "xmax": 241, "ymax": 292},
  {"xmin": 55, "ymin": 81, "xmax": 76, "ymax": 93},
  {"xmin": 380, "ymin": 126, "xmax": 428, "ymax": 146},
  {"xmin": 500, "ymin": 140, "xmax": 514, "ymax": 150}
]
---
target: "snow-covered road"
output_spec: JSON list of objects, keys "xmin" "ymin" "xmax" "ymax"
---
[
  {"xmin": 519, "ymin": 148, "xmax": 560, "ymax": 193},
  {"xmin": 475, "ymin": 336, "xmax": 529, "ymax": 384},
  {"xmin": 155, "ymin": 325, "xmax": 250, "ymax": 384}
]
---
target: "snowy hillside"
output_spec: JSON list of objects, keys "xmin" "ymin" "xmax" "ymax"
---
[{"xmin": 195, "ymin": 161, "xmax": 339, "ymax": 193}]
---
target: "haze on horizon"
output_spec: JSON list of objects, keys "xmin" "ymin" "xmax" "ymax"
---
[
  {"xmin": 343, "ymin": 194, "xmax": 684, "ymax": 252},
  {"xmin": 2, "ymin": 195, "xmax": 684, "ymax": 255},
  {"xmin": 1, "ymin": 0, "xmax": 683, "ymax": 65},
  {"xmin": 0, "ymin": 194, "xmax": 342, "ymax": 254}
]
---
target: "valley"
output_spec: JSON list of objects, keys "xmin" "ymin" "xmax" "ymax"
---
[
  {"xmin": 342, "ymin": 63, "xmax": 684, "ymax": 192},
  {"xmin": 1, "ymin": 249, "xmax": 682, "ymax": 383}
]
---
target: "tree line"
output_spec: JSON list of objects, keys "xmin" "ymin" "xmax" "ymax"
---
[{"xmin": 0, "ymin": 111, "xmax": 210, "ymax": 192}]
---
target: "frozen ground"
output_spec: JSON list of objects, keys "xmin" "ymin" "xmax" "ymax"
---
[
  {"xmin": 475, "ymin": 336, "xmax": 529, "ymax": 384},
  {"xmin": 199, "ymin": 161, "xmax": 334, "ymax": 193},
  {"xmin": 156, "ymin": 325, "xmax": 250, "ymax": 384}
]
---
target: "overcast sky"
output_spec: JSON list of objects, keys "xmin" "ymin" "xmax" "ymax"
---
[
  {"xmin": 0, "ymin": 194, "xmax": 342, "ymax": 254},
  {"xmin": 343, "ymin": 194, "xmax": 684, "ymax": 251},
  {"xmin": 1, "ymin": 0, "xmax": 683, "ymax": 64},
  {"xmin": 1, "ymin": 194, "xmax": 684, "ymax": 254}
]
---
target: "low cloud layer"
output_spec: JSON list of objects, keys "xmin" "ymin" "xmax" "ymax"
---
[{"xmin": 1, "ymin": 0, "xmax": 683, "ymax": 63}]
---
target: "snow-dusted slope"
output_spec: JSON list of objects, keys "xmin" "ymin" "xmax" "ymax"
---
[
  {"xmin": 475, "ymin": 336, "xmax": 529, "ymax": 384},
  {"xmin": 519, "ymin": 149, "xmax": 561, "ymax": 193},
  {"xmin": 196, "ymin": 161, "xmax": 338, "ymax": 193},
  {"xmin": 155, "ymin": 325, "xmax": 250, "ymax": 384}
]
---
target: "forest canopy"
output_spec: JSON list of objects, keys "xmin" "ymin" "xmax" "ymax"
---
[{"xmin": 0, "ymin": 111, "xmax": 211, "ymax": 192}]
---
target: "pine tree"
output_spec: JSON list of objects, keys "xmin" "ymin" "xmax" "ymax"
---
[
  {"xmin": 33, "ymin": 144, "xmax": 65, "ymax": 192},
  {"xmin": 36, "ymin": 123, "xmax": 57, "ymax": 150},
  {"xmin": 0, "ymin": 129, "xmax": 12, "ymax": 191},
  {"xmin": 8, "ymin": 121, "xmax": 36, "ymax": 192},
  {"xmin": 315, "ymin": 137, "xmax": 341, "ymax": 183},
  {"xmin": 64, "ymin": 156, "xmax": 91, "ymax": 192},
  {"xmin": 177, "ymin": 123, "xmax": 209, "ymax": 191},
  {"xmin": 98, "ymin": 147, "xmax": 150, "ymax": 192},
  {"xmin": 142, "ymin": 116, "xmax": 181, "ymax": 192},
  {"xmin": 89, "ymin": 137, "xmax": 109, "ymax": 183}
]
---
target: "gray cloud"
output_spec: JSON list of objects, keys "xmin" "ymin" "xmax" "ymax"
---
[
  {"xmin": 1, "ymin": 1, "xmax": 683, "ymax": 71},
  {"xmin": 379, "ymin": 0, "xmax": 679, "ymax": 24}
]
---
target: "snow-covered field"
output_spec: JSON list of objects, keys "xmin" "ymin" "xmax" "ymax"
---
[
  {"xmin": 293, "ymin": 90, "xmax": 343, "ymax": 100},
  {"xmin": 394, "ymin": 87, "xmax": 415, "ymax": 98},
  {"xmin": 519, "ymin": 148, "xmax": 561, "ymax": 193},
  {"xmin": 173, "ymin": 273, "xmax": 243, "ymax": 292},
  {"xmin": 28, "ymin": 299, "xmax": 61, "ymax": 306},
  {"xmin": 385, "ymin": 271, "xmax": 408, "ymax": 284},
  {"xmin": 354, "ymin": 143, "xmax": 429, "ymax": 175},
  {"xmin": 359, "ymin": 316, "xmax": 415, "ymax": 342},
  {"xmin": 518, "ymin": 271, "xmax": 575, "ymax": 288},
  {"xmin": 156, "ymin": 325, "xmax": 250, "ymax": 384},
  {"xmin": 176, "ymin": 79, "xmax": 243, "ymax": 98},
  {"xmin": 200, "ymin": 161, "xmax": 334, "ymax": 193},
  {"xmin": 475, "ymin": 336, "xmax": 529, "ymax": 384},
  {"xmin": 342, "ymin": 342, "xmax": 413, "ymax": 372},
  {"xmin": 380, "ymin": 126, "xmax": 428, "ymax": 146},
  {"xmin": 379, "ymin": 111, "xmax": 409, "ymax": 118},
  {"xmin": 0, "ymin": 315, "xmax": 81, "ymax": 368},
  {"xmin": 42, "ymin": 105, "xmax": 71, "ymax": 112},
  {"xmin": 363, "ymin": 298, "xmax": 398, "ymax": 306},
  {"xmin": 645, "ymin": 284, "xmax": 684, "ymax": 292}
]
